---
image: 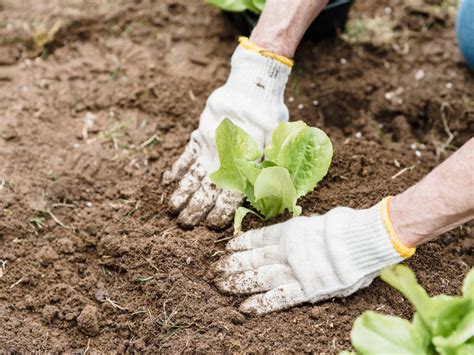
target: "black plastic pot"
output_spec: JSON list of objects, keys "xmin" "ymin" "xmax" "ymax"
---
[{"xmin": 224, "ymin": 0, "xmax": 354, "ymax": 42}]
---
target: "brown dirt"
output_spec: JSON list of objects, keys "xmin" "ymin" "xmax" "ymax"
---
[{"xmin": 0, "ymin": 0, "xmax": 472, "ymax": 352}]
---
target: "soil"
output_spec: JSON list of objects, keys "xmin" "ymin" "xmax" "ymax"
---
[{"xmin": 0, "ymin": 0, "xmax": 472, "ymax": 352}]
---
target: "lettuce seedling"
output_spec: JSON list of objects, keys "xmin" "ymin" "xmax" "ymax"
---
[
  {"xmin": 342, "ymin": 265, "xmax": 474, "ymax": 355},
  {"xmin": 210, "ymin": 118, "xmax": 332, "ymax": 233},
  {"xmin": 206, "ymin": 0, "xmax": 265, "ymax": 14}
]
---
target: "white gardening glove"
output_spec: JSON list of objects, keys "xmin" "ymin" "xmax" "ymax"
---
[
  {"xmin": 216, "ymin": 197, "xmax": 415, "ymax": 314},
  {"xmin": 163, "ymin": 39, "xmax": 292, "ymax": 228}
]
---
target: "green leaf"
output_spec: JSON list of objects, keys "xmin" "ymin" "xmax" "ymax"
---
[
  {"xmin": 252, "ymin": 166, "xmax": 301, "ymax": 218},
  {"xmin": 265, "ymin": 121, "xmax": 332, "ymax": 197},
  {"xmin": 429, "ymin": 296, "xmax": 471, "ymax": 336},
  {"xmin": 280, "ymin": 127, "xmax": 332, "ymax": 197},
  {"xmin": 238, "ymin": 162, "xmax": 262, "ymax": 186},
  {"xmin": 206, "ymin": 0, "xmax": 248, "ymax": 12},
  {"xmin": 252, "ymin": 0, "xmax": 265, "ymax": 12},
  {"xmin": 350, "ymin": 311, "xmax": 430, "ymax": 354},
  {"xmin": 210, "ymin": 118, "xmax": 262, "ymax": 192},
  {"xmin": 233, "ymin": 206, "xmax": 263, "ymax": 235},
  {"xmin": 260, "ymin": 160, "xmax": 277, "ymax": 168},
  {"xmin": 264, "ymin": 121, "xmax": 307, "ymax": 162},
  {"xmin": 432, "ymin": 310, "xmax": 474, "ymax": 354},
  {"xmin": 381, "ymin": 266, "xmax": 472, "ymax": 336},
  {"xmin": 206, "ymin": 0, "xmax": 264, "ymax": 13},
  {"xmin": 242, "ymin": 0, "xmax": 259, "ymax": 13},
  {"xmin": 462, "ymin": 268, "xmax": 474, "ymax": 299},
  {"xmin": 211, "ymin": 119, "xmax": 332, "ymax": 230},
  {"xmin": 381, "ymin": 265, "xmax": 433, "ymax": 327},
  {"xmin": 454, "ymin": 343, "xmax": 474, "ymax": 355},
  {"xmin": 412, "ymin": 313, "xmax": 433, "ymax": 352}
]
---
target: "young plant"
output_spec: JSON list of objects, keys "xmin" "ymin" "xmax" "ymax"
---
[
  {"xmin": 206, "ymin": 0, "xmax": 265, "ymax": 14},
  {"xmin": 210, "ymin": 118, "xmax": 333, "ymax": 233},
  {"xmin": 342, "ymin": 265, "xmax": 474, "ymax": 355}
]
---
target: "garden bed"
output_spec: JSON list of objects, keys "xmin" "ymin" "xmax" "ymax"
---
[{"xmin": 0, "ymin": 0, "xmax": 472, "ymax": 352}]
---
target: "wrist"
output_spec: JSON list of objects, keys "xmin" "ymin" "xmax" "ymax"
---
[
  {"xmin": 389, "ymin": 194, "xmax": 436, "ymax": 248},
  {"xmin": 249, "ymin": 33, "xmax": 296, "ymax": 58},
  {"xmin": 334, "ymin": 204, "xmax": 404, "ymax": 276},
  {"xmin": 238, "ymin": 37, "xmax": 294, "ymax": 67}
]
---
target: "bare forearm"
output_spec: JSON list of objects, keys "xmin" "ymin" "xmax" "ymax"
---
[
  {"xmin": 249, "ymin": 0, "xmax": 328, "ymax": 58},
  {"xmin": 391, "ymin": 138, "xmax": 474, "ymax": 247}
]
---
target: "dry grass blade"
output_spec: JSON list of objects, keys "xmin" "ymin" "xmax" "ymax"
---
[
  {"xmin": 32, "ymin": 21, "xmax": 62, "ymax": 53},
  {"xmin": 105, "ymin": 297, "xmax": 127, "ymax": 311},
  {"xmin": 0, "ymin": 260, "xmax": 7, "ymax": 278},
  {"xmin": 391, "ymin": 165, "xmax": 415, "ymax": 179}
]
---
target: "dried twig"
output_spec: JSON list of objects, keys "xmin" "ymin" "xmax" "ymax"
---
[
  {"xmin": 161, "ymin": 226, "xmax": 177, "ymax": 238},
  {"xmin": 83, "ymin": 339, "xmax": 90, "ymax": 355},
  {"xmin": 105, "ymin": 297, "xmax": 127, "ymax": 311},
  {"xmin": 47, "ymin": 210, "xmax": 70, "ymax": 229},
  {"xmin": 140, "ymin": 132, "xmax": 161, "ymax": 149},
  {"xmin": 141, "ymin": 255, "xmax": 159, "ymax": 273},
  {"xmin": 0, "ymin": 260, "xmax": 7, "ymax": 278},
  {"xmin": 214, "ymin": 235, "xmax": 235, "ymax": 243},
  {"xmin": 436, "ymin": 102, "xmax": 457, "ymax": 156},
  {"xmin": 391, "ymin": 165, "xmax": 415, "ymax": 179},
  {"xmin": 51, "ymin": 203, "xmax": 76, "ymax": 208},
  {"xmin": 10, "ymin": 277, "xmax": 24, "ymax": 289}
]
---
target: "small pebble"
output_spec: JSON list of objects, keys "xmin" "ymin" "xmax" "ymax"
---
[
  {"xmin": 384, "ymin": 6, "xmax": 392, "ymax": 14},
  {"xmin": 415, "ymin": 69, "xmax": 425, "ymax": 81},
  {"xmin": 288, "ymin": 96, "xmax": 295, "ymax": 103},
  {"xmin": 340, "ymin": 58, "xmax": 347, "ymax": 65},
  {"xmin": 312, "ymin": 100, "xmax": 319, "ymax": 106},
  {"xmin": 410, "ymin": 143, "xmax": 417, "ymax": 150},
  {"xmin": 415, "ymin": 150, "xmax": 422, "ymax": 157},
  {"xmin": 297, "ymin": 104, "xmax": 304, "ymax": 110},
  {"xmin": 446, "ymin": 82, "xmax": 453, "ymax": 89},
  {"xmin": 86, "ymin": 202, "xmax": 92, "ymax": 207},
  {"xmin": 355, "ymin": 132, "xmax": 362, "ymax": 139},
  {"xmin": 95, "ymin": 288, "xmax": 109, "ymax": 303}
]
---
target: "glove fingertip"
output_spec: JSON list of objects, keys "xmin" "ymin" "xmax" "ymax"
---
[
  {"xmin": 205, "ymin": 209, "xmax": 233, "ymax": 230},
  {"xmin": 239, "ymin": 294, "xmax": 266, "ymax": 315}
]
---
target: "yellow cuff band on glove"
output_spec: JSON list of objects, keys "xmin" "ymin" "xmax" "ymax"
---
[
  {"xmin": 381, "ymin": 196, "xmax": 416, "ymax": 259},
  {"xmin": 239, "ymin": 36, "xmax": 294, "ymax": 68}
]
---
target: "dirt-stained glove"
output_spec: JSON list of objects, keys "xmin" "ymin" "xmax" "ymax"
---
[
  {"xmin": 163, "ymin": 38, "xmax": 292, "ymax": 228},
  {"xmin": 216, "ymin": 197, "xmax": 416, "ymax": 315}
]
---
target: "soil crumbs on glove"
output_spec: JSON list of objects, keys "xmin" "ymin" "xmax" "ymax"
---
[{"xmin": 0, "ymin": 0, "xmax": 472, "ymax": 352}]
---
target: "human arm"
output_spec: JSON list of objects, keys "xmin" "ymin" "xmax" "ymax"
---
[
  {"xmin": 216, "ymin": 139, "xmax": 474, "ymax": 314},
  {"xmin": 163, "ymin": 1, "xmax": 327, "ymax": 228},
  {"xmin": 250, "ymin": 0, "xmax": 328, "ymax": 57},
  {"xmin": 392, "ymin": 138, "xmax": 474, "ymax": 247}
]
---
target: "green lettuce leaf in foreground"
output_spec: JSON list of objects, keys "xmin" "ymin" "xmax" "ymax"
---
[
  {"xmin": 350, "ymin": 311, "xmax": 430, "ymax": 354},
  {"xmin": 210, "ymin": 119, "xmax": 332, "ymax": 233},
  {"xmin": 344, "ymin": 266, "xmax": 474, "ymax": 355}
]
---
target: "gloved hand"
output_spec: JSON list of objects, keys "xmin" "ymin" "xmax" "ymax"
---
[
  {"xmin": 216, "ymin": 197, "xmax": 415, "ymax": 314},
  {"xmin": 163, "ymin": 38, "xmax": 292, "ymax": 228}
]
